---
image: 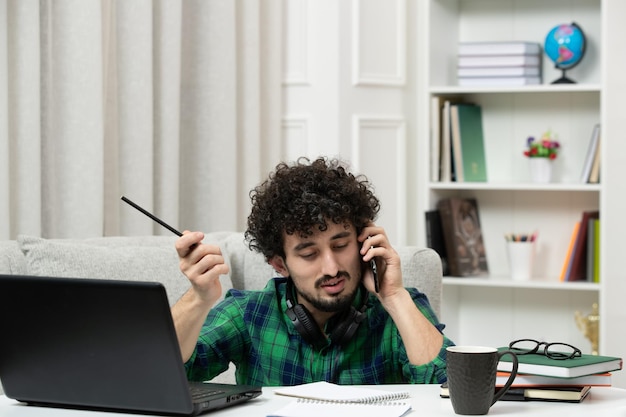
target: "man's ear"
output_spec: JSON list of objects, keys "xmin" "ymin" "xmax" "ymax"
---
[{"xmin": 269, "ymin": 256, "xmax": 289, "ymax": 276}]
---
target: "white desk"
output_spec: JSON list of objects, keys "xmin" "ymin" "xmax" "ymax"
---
[{"xmin": 1, "ymin": 385, "xmax": 626, "ymax": 416}]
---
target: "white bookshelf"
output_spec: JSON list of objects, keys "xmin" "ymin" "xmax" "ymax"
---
[
  {"xmin": 429, "ymin": 182, "xmax": 602, "ymax": 192},
  {"xmin": 442, "ymin": 277, "xmax": 599, "ymax": 292},
  {"xmin": 415, "ymin": 0, "xmax": 626, "ymax": 387},
  {"xmin": 430, "ymin": 84, "xmax": 602, "ymax": 95}
]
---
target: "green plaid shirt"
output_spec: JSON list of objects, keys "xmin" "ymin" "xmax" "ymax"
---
[{"xmin": 185, "ymin": 277, "xmax": 452, "ymax": 386}]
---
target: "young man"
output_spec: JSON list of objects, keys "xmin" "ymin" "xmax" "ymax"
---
[{"xmin": 172, "ymin": 157, "xmax": 453, "ymax": 386}]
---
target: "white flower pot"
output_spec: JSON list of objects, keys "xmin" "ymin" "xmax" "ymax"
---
[{"xmin": 529, "ymin": 158, "xmax": 552, "ymax": 183}]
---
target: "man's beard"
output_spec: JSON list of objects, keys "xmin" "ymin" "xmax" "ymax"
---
[{"xmin": 295, "ymin": 271, "xmax": 359, "ymax": 313}]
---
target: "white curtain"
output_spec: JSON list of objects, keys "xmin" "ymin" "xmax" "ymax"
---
[{"xmin": 0, "ymin": 0, "xmax": 283, "ymax": 239}]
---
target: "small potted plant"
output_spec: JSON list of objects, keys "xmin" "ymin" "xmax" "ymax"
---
[{"xmin": 524, "ymin": 130, "xmax": 560, "ymax": 182}]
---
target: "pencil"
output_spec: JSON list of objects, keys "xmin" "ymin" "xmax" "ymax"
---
[{"xmin": 120, "ymin": 196, "xmax": 183, "ymax": 236}]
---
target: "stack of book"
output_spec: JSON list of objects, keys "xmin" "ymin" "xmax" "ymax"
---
[
  {"xmin": 440, "ymin": 380, "xmax": 593, "ymax": 403},
  {"xmin": 442, "ymin": 349, "xmax": 622, "ymax": 403},
  {"xmin": 457, "ymin": 41, "xmax": 542, "ymax": 87},
  {"xmin": 494, "ymin": 347, "xmax": 623, "ymax": 403}
]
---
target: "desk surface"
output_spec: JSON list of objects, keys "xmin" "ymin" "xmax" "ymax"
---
[{"xmin": 1, "ymin": 385, "xmax": 626, "ymax": 416}]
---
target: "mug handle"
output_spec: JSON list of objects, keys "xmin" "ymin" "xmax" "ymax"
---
[{"xmin": 491, "ymin": 350, "xmax": 519, "ymax": 405}]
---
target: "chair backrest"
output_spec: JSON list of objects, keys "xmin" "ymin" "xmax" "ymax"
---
[{"xmin": 396, "ymin": 246, "xmax": 443, "ymax": 317}]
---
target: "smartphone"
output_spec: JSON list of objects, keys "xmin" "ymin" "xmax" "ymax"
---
[{"xmin": 370, "ymin": 258, "xmax": 379, "ymax": 293}]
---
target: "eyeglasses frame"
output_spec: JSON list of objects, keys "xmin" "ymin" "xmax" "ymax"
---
[{"xmin": 508, "ymin": 338, "xmax": 582, "ymax": 360}]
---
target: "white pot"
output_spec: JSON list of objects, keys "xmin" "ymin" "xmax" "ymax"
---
[{"xmin": 529, "ymin": 158, "xmax": 552, "ymax": 183}]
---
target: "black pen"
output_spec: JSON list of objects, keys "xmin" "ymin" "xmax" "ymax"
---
[{"xmin": 120, "ymin": 196, "xmax": 183, "ymax": 236}]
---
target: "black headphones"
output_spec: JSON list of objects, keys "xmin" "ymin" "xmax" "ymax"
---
[{"xmin": 284, "ymin": 278, "xmax": 368, "ymax": 350}]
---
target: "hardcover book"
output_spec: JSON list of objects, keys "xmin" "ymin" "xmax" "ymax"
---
[
  {"xmin": 588, "ymin": 131, "xmax": 602, "ymax": 183},
  {"xmin": 438, "ymin": 97, "xmax": 465, "ymax": 182},
  {"xmin": 424, "ymin": 210, "xmax": 450, "ymax": 276},
  {"xmin": 580, "ymin": 124, "xmax": 601, "ymax": 183},
  {"xmin": 593, "ymin": 218, "xmax": 600, "ymax": 282},
  {"xmin": 568, "ymin": 210, "xmax": 600, "ymax": 281},
  {"xmin": 457, "ymin": 66, "xmax": 541, "ymax": 78},
  {"xmin": 457, "ymin": 76, "xmax": 541, "ymax": 87},
  {"xmin": 457, "ymin": 54, "xmax": 541, "ymax": 68},
  {"xmin": 559, "ymin": 221, "xmax": 580, "ymax": 282},
  {"xmin": 436, "ymin": 198, "xmax": 488, "ymax": 277},
  {"xmin": 497, "ymin": 348, "xmax": 622, "ymax": 378},
  {"xmin": 430, "ymin": 95, "xmax": 442, "ymax": 182},
  {"xmin": 519, "ymin": 385, "xmax": 591, "ymax": 403},
  {"xmin": 458, "ymin": 41, "xmax": 542, "ymax": 56},
  {"xmin": 495, "ymin": 371, "xmax": 612, "ymax": 387},
  {"xmin": 450, "ymin": 103, "xmax": 487, "ymax": 182},
  {"xmin": 586, "ymin": 217, "xmax": 596, "ymax": 282},
  {"xmin": 440, "ymin": 100, "xmax": 453, "ymax": 182}
]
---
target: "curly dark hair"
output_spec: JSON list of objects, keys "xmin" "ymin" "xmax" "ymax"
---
[{"xmin": 245, "ymin": 157, "xmax": 380, "ymax": 261}]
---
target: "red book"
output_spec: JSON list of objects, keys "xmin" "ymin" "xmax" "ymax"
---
[{"xmin": 496, "ymin": 371, "xmax": 612, "ymax": 388}]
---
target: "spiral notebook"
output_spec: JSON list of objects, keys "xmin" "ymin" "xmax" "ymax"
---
[
  {"xmin": 270, "ymin": 382, "xmax": 412, "ymax": 417},
  {"xmin": 267, "ymin": 398, "xmax": 412, "ymax": 417},
  {"xmin": 274, "ymin": 381, "xmax": 410, "ymax": 403}
]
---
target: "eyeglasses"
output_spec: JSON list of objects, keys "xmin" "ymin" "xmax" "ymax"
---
[{"xmin": 508, "ymin": 338, "xmax": 582, "ymax": 360}]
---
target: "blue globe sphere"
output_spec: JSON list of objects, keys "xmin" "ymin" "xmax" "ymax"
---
[
  {"xmin": 544, "ymin": 22, "xmax": 586, "ymax": 83},
  {"xmin": 544, "ymin": 23, "xmax": 586, "ymax": 70}
]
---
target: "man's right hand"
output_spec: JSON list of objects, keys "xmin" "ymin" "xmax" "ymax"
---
[
  {"xmin": 172, "ymin": 231, "xmax": 230, "ymax": 361},
  {"xmin": 175, "ymin": 231, "xmax": 230, "ymax": 308}
]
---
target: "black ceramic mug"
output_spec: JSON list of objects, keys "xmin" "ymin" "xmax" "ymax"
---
[{"xmin": 446, "ymin": 346, "xmax": 519, "ymax": 415}]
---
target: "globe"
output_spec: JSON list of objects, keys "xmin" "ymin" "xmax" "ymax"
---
[{"xmin": 544, "ymin": 22, "xmax": 586, "ymax": 84}]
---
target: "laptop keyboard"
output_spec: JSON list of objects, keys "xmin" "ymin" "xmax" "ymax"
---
[{"xmin": 189, "ymin": 384, "xmax": 225, "ymax": 401}]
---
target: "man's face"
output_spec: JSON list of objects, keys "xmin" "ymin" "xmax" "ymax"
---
[{"xmin": 279, "ymin": 222, "xmax": 363, "ymax": 317}]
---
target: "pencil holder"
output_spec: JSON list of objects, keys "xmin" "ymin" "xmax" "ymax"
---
[{"xmin": 507, "ymin": 241, "xmax": 534, "ymax": 281}]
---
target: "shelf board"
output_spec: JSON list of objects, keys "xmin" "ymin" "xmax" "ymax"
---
[
  {"xmin": 430, "ymin": 84, "xmax": 602, "ymax": 95},
  {"xmin": 428, "ymin": 182, "xmax": 601, "ymax": 192},
  {"xmin": 443, "ymin": 276, "xmax": 599, "ymax": 291}
]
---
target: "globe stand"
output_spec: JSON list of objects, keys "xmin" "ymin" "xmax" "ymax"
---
[{"xmin": 551, "ymin": 68, "xmax": 576, "ymax": 84}]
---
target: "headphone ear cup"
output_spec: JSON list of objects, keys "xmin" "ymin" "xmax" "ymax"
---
[
  {"xmin": 285, "ymin": 279, "xmax": 327, "ymax": 349},
  {"xmin": 329, "ymin": 306, "xmax": 366, "ymax": 346},
  {"xmin": 291, "ymin": 304, "xmax": 326, "ymax": 347}
]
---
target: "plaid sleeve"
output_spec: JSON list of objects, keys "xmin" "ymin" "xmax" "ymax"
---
[
  {"xmin": 184, "ymin": 291, "xmax": 248, "ymax": 381},
  {"xmin": 402, "ymin": 334, "xmax": 454, "ymax": 383},
  {"xmin": 400, "ymin": 288, "xmax": 454, "ymax": 384}
]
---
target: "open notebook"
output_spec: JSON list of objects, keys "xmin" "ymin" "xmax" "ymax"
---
[
  {"xmin": 274, "ymin": 381, "xmax": 410, "ymax": 403},
  {"xmin": 0, "ymin": 274, "xmax": 261, "ymax": 416},
  {"xmin": 271, "ymin": 382, "xmax": 412, "ymax": 417}
]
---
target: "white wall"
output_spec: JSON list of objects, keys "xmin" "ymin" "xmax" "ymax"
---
[{"xmin": 282, "ymin": 0, "xmax": 415, "ymax": 246}]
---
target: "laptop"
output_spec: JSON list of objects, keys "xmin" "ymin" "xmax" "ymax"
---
[{"xmin": 0, "ymin": 274, "xmax": 262, "ymax": 415}]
